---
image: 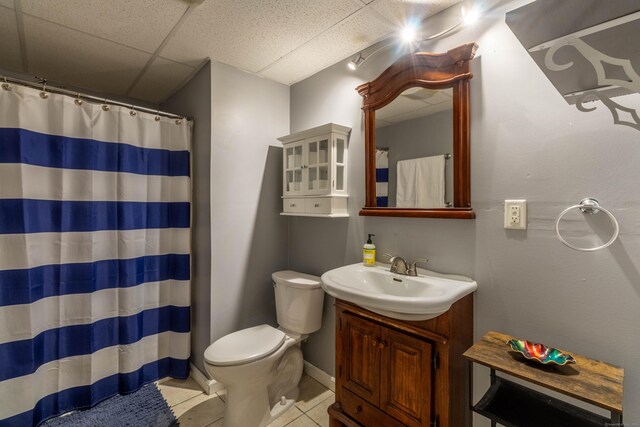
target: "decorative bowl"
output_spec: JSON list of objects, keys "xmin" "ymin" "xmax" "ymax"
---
[{"xmin": 506, "ymin": 339, "xmax": 576, "ymax": 366}]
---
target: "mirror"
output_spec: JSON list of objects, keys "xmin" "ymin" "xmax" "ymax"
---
[
  {"xmin": 357, "ymin": 43, "xmax": 478, "ymax": 219},
  {"xmin": 375, "ymin": 87, "xmax": 453, "ymax": 208}
]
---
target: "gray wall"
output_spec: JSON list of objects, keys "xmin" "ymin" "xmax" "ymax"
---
[
  {"xmin": 163, "ymin": 59, "xmax": 290, "ymax": 376},
  {"xmin": 377, "ymin": 110, "xmax": 454, "ymax": 206},
  {"xmin": 290, "ymin": 0, "xmax": 640, "ymax": 423},
  {"xmin": 161, "ymin": 62, "xmax": 212, "ymax": 374},
  {"xmin": 209, "ymin": 61, "xmax": 290, "ymax": 351}
]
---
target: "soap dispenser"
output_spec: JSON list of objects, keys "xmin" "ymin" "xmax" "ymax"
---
[{"xmin": 363, "ymin": 234, "xmax": 376, "ymax": 267}]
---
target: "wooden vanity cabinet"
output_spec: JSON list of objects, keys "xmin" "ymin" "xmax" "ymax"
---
[{"xmin": 329, "ymin": 296, "xmax": 473, "ymax": 427}]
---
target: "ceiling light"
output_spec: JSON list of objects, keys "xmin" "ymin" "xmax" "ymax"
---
[
  {"xmin": 401, "ymin": 23, "xmax": 419, "ymax": 43},
  {"xmin": 347, "ymin": 53, "xmax": 365, "ymax": 71},
  {"xmin": 462, "ymin": 6, "xmax": 480, "ymax": 26}
]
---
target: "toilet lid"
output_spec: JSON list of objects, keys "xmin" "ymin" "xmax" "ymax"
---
[{"xmin": 204, "ymin": 325, "xmax": 286, "ymax": 366}]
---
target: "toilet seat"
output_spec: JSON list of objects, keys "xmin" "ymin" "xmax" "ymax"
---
[{"xmin": 205, "ymin": 325, "xmax": 286, "ymax": 366}]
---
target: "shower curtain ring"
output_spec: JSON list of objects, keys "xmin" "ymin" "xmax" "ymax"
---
[
  {"xmin": 175, "ymin": 117, "xmax": 183, "ymax": 125},
  {"xmin": 155, "ymin": 110, "xmax": 161, "ymax": 122},
  {"xmin": 129, "ymin": 105, "xmax": 137, "ymax": 117},
  {"xmin": 102, "ymin": 99, "xmax": 110, "ymax": 111},
  {"xmin": 39, "ymin": 79, "xmax": 49, "ymax": 99},
  {"xmin": 74, "ymin": 93, "xmax": 83, "ymax": 106},
  {"xmin": 1, "ymin": 76, "xmax": 11, "ymax": 91}
]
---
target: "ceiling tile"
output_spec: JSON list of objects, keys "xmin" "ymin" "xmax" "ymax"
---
[
  {"xmin": 0, "ymin": 6, "xmax": 23, "ymax": 72},
  {"xmin": 259, "ymin": 0, "xmax": 459, "ymax": 85},
  {"xmin": 258, "ymin": 7, "xmax": 395, "ymax": 85},
  {"xmin": 0, "ymin": 1, "xmax": 14, "ymax": 9},
  {"xmin": 371, "ymin": 0, "xmax": 458, "ymax": 29},
  {"xmin": 21, "ymin": 0, "xmax": 188, "ymax": 53},
  {"xmin": 161, "ymin": 0, "xmax": 364, "ymax": 73},
  {"xmin": 24, "ymin": 15, "xmax": 151, "ymax": 95},
  {"xmin": 129, "ymin": 57, "xmax": 195, "ymax": 103}
]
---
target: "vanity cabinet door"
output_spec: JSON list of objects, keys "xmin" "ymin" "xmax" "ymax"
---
[
  {"xmin": 380, "ymin": 327, "xmax": 433, "ymax": 427},
  {"xmin": 340, "ymin": 312, "xmax": 381, "ymax": 406}
]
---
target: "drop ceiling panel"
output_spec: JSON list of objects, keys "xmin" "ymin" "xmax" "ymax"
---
[
  {"xmin": 24, "ymin": 15, "xmax": 151, "ymax": 95},
  {"xmin": 377, "ymin": 96, "xmax": 428, "ymax": 121},
  {"xmin": 259, "ymin": 0, "xmax": 459, "ymax": 85},
  {"xmin": 259, "ymin": 7, "xmax": 397, "ymax": 85},
  {"xmin": 21, "ymin": 0, "xmax": 188, "ymax": 53},
  {"xmin": 160, "ymin": 0, "xmax": 363, "ymax": 73},
  {"xmin": 371, "ymin": 0, "xmax": 456, "ymax": 28},
  {"xmin": 129, "ymin": 57, "xmax": 195, "ymax": 104},
  {"xmin": 0, "ymin": 6, "xmax": 22, "ymax": 72}
]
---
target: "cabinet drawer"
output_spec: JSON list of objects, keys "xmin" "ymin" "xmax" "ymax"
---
[
  {"xmin": 304, "ymin": 197, "xmax": 332, "ymax": 214},
  {"xmin": 341, "ymin": 389, "xmax": 404, "ymax": 427},
  {"xmin": 283, "ymin": 198, "xmax": 305, "ymax": 213}
]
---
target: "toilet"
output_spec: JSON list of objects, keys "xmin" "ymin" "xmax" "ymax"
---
[{"xmin": 204, "ymin": 271, "xmax": 325, "ymax": 427}]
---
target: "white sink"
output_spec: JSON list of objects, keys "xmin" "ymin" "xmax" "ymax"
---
[{"xmin": 320, "ymin": 263, "xmax": 477, "ymax": 321}]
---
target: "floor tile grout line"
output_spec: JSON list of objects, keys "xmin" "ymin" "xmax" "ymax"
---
[
  {"xmin": 165, "ymin": 374, "xmax": 333, "ymax": 426},
  {"xmin": 168, "ymin": 390, "xmax": 205, "ymax": 409}
]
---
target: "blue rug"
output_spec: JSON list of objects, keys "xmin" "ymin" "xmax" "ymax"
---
[{"xmin": 41, "ymin": 383, "xmax": 178, "ymax": 427}]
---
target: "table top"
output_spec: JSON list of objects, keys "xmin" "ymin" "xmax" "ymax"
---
[{"xmin": 463, "ymin": 331, "xmax": 624, "ymax": 413}]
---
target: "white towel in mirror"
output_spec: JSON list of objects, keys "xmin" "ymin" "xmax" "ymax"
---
[{"xmin": 396, "ymin": 155, "xmax": 445, "ymax": 208}]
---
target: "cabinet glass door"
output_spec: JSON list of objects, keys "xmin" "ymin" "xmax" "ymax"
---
[
  {"xmin": 306, "ymin": 137, "xmax": 330, "ymax": 193},
  {"xmin": 335, "ymin": 136, "xmax": 346, "ymax": 193},
  {"xmin": 285, "ymin": 144, "xmax": 303, "ymax": 195}
]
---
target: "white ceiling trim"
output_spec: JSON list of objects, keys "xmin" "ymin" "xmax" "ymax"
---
[
  {"xmin": 14, "ymin": 0, "xmax": 27, "ymax": 72},
  {"xmin": 125, "ymin": 5, "xmax": 197, "ymax": 96}
]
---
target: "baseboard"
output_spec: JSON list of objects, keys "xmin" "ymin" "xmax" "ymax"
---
[
  {"xmin": 190, "ymin": 363, "xmax": 224, "ymax": 395},
  {"xmin": 303, "ymin": 361, "xmax": 335, "ymax": 392}
]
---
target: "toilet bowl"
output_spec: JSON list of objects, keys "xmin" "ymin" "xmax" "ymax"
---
[{"xmin": 204, "ymin": 271, "xmax": 324, "ymax": 427}]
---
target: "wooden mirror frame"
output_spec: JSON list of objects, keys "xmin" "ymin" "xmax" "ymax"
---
[{"xmin": 357, "ymin": 43, "xmax": 478, "ymax": 219}]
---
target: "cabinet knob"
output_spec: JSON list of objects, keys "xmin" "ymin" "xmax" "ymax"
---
[
  {"xmin": 378, "ymin": 341, "xmax": 387, "ymax": 349},
  {"xmin": 314, "ymin": 203, "xmax": 320, "ymax": 208},
  {"xmin": 290, "ymin": 203, "xmax": 296, "ymax": 207},
  {"xmin": 372, "ymin": 338, "xmax": 379, "ymax": 347},
  {"xmin": 355, "ymin": 405, "xmax": 362, "ymax": 414}
]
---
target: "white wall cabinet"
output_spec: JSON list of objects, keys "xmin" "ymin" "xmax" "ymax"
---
[{"xmin": 278, "ymin": 123, "xmax": 350, "ymax": 217}]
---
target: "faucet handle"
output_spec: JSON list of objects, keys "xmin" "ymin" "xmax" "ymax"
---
[
  {"xmin": 382, "ymin": 253, "xmax": 397, "ymax": 261},
  {"xmin": 408, "ymin": 259, "xmax": 428, "ymax": 276}
]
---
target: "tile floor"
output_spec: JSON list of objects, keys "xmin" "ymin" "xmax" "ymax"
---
[{"xmin": 157, "ymin": 374, "xmax": 335, "ymax": 427}]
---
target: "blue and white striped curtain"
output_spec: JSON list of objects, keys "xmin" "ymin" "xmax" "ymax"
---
[
  {"xmin": 376, "ymin": 149, "xmax": 388, "ymax": 207},
  {"xmin": 0, "ymin": 84, "xmax": 191, "ymax": 426}
]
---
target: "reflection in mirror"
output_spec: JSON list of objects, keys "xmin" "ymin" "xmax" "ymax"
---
[{"xmin": 375, "ymin": 87, "xmax": 453, "ymax": 208}]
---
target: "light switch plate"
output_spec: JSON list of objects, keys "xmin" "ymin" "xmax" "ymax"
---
[{"xmin": 504, "ymin": 199, "xmax": 527, "ymax": 229}]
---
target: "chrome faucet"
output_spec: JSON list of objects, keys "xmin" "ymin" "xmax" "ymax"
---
[{"xmin": 383, "ymin": 253, "xmax": 428, "ymax": 277}]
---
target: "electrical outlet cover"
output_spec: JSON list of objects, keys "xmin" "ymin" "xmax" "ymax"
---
[{"xmin": 504, "ymin": 200, "xmax": 527, "ymax": 229}]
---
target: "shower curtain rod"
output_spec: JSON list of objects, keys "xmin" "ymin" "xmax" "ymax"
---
[{"xmin": 1, "ymin": 75, "xmax": 189, "ymax": 120}]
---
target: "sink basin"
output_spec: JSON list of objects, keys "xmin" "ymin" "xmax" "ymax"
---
[{"xmin": 320, "ymin": 263, "xmax": 477, "ymax": 321}]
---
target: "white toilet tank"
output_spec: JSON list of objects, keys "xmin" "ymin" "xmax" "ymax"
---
[{"xmin": 272, "ymin": 271, "xmax": 325, "ymax": 334}]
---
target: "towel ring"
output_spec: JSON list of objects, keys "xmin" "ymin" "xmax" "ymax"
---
[{"xmin": 555, "ymin": 198, "xmax": 619, "ymax": 252}]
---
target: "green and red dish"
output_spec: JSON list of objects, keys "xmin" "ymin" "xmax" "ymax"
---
[{"xmin": 506, "ymin": 339, "xmax": 576, "ymax": 366}]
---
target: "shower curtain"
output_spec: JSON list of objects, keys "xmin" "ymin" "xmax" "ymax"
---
[{"xmin": 0, "ymin": 84, "xmax": 191, "ymax": 426}]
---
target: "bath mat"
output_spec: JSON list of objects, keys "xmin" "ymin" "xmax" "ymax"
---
[{"xmin": 40, "ymin": 383, "xmax": 178, "ymax": 427}]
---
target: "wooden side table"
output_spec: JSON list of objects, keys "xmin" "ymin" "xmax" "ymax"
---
[{"xmin": 464, "ymin": 331, "xmax": 624, "ymax": 427}]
